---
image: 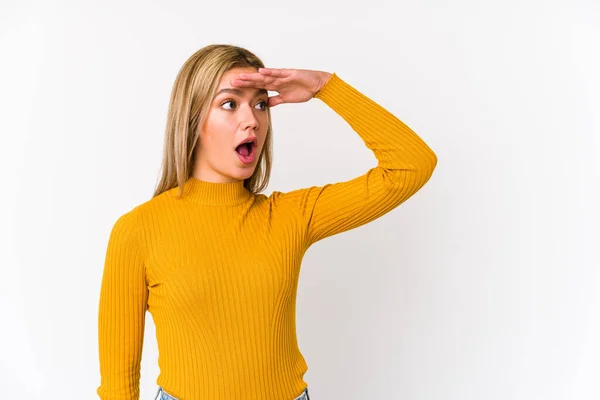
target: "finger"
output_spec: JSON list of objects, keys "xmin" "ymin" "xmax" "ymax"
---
[
  {"xmin": 267, "ymin": 95, "xmax": 285, "ymax": 107},
  {"xmin": 232, "ymin": 72, "xmax": 270, "ymax": 85},
  {"xmin": 230, "ymin": 79, "xmax": 264, "ymax": 88},
  {"xmin": 258, "ymin": 68, "xmax": 290, "ymax": 78},
  {"xmin": 234, "ymin": 73, "xmax": 264, "ymax": 83},
  {"xmin": 231, "ymin": 75, "xmax": 277, "ymax": 89}
]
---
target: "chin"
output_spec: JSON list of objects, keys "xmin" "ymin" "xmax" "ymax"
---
[{"xmin": 229, "ymin": 168, "xmax": 256, "ymax": 181}]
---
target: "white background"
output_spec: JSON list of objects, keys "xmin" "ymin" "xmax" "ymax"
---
[{"xmin": 1, "ymin": 0, "xmax": 599, "ymax": 399}]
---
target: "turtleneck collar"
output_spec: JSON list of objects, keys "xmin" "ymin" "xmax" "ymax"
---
[{"xmin": 175, "ymin": 176, "xmax": 252, "ymax": 206}]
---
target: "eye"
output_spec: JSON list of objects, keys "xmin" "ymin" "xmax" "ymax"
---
[
  {"xmin": 256, "ymin": 100, "xmax": 268, "ymax": 111},
  {"xmin": 220, "ymin": 99, "xmax": 268, "ymax": 111},
  {"xmin": 221, "ymin": 100, "xmax": 236, "ymax": 110}
]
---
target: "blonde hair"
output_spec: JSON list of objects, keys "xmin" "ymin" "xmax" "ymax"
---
[{"xmin": 152, "ymin": 44, "xmax": 273, "ymax": 199}]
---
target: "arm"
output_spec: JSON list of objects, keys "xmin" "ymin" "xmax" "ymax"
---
[
  {"xmin": 276, "ymin": 73, "xmax": 438, "ymax": 246},
  {"xmin": 96, "ymin": 208, "xmax": 148, "ymax": 400}
]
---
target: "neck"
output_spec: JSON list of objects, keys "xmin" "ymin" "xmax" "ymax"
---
[{"xmin": 177, "ymin": 176, "xmax": 251, "ymax": 206}]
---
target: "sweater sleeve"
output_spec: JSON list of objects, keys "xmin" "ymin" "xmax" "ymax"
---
[
  {"xmin": 96, "ymin": 208, "xmax": 149, "ymax": 400},
  {"xmin": 275, "ymin": 73, "xmax": 437, "ymax": 247}
]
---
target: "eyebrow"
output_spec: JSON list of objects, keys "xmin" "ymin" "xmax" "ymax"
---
[{"xmin": 215, "ymin": 87, "xmax": 268, "ymax": 98}]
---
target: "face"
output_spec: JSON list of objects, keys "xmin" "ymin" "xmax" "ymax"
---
[{"xmin": 193, "ymin": 67, "xmax": 269, "ymax": 183}]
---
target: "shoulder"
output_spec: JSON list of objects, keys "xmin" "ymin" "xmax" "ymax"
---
[
  {"xmin": 264, "ymin": 186, "xmax": 325, "ymax": 208},
  {"xmin": 256, "ymin": 187, "xmax": 322, "ymax": 219},
  {"xmin": 109, "ymin": 203, "xmax": 144, "ymax": 241},
  {"xmin": 257, "ymin": 190, "xmax": 296, "ymax": 208},
  {"xmin": 119, "ymin": 188, "xmax": 177, "ymax": 222},
  {"xmin": 108, "ymin": 190, "xmax": 167, "ymax": 238}
]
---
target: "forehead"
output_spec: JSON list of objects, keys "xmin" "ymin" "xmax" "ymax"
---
[
  {"xmin": 216, "ymin": 67, "xmax": 268, "ymax": 97},
  {"xmin": 221, "ymin": 66, "xmax": 257, "ymax": 80}
]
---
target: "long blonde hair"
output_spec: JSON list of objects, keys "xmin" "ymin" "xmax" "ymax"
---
[{"xmin": 152, "ymin": 44, "xmax": 273, "ymax": 199}]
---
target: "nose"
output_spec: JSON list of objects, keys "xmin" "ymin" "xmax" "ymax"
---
[{"xmin": 239, "ymin": 103, "xmax": 260, "ymax": 130}]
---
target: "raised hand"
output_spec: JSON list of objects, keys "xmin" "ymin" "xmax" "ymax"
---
[{"xmin": 230, "ymin": 68, "xmax": 332, "ymax": 108}]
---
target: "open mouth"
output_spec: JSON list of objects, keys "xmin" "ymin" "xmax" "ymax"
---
[
  {"xmin": 235, "ymin": 141, "xmax": 255, "ymax": 157},
  {"xmin": 235, "ymin": 137, "xmax": 257, "ymax": 164}
]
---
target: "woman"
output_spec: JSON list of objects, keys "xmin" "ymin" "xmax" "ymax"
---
[{"xmin": 96, "ymin": 44, "xmax": 437, "ymax": 400}]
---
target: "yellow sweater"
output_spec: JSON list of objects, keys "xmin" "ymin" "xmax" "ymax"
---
[{"xmin": 96, "ymin": 73, "xmax": 437, "ymax": 399}]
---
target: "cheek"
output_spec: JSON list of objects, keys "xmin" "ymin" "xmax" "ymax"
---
[
  {"xmin": 202, "ymin": 118, "xmax": 234, "ymax": 153},
  {"xmin": 202, "ymin": 133, "xmax": 231, "ymax": 160},
  {"xmin": 259, "ymin": 131, "xmax": 269, "ymax": 150}
]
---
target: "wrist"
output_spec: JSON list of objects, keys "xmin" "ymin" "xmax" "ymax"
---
[{"xmin": 314, "ymin": 71, "xmax": 332, "ymax": 96}]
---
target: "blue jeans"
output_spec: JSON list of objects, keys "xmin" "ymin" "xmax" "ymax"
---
[{"xmin": 154, "ymin": 386, "xmax": 310, "ymax": 400}]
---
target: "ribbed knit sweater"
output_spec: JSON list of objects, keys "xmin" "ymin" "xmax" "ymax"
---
[{"xmin": 96, "ymin": 73, "xmax": 437, "ymax": 400}]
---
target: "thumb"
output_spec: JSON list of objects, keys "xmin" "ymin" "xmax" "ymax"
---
[{"xmin": 268, "ymin": 95, "xmax": 285, "ymax": 108}]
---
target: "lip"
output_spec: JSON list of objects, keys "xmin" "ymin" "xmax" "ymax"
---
[
  {"xmin": 235, "ymin": 136, "xmax": 257, "ymax": 148},
  {"xmin": 236, "ymin": 147, "xmax": 256, "ymax": 164},
  {"xmin": 234, "ymin": 135, "xmax": 258, "ymax": 165}
]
